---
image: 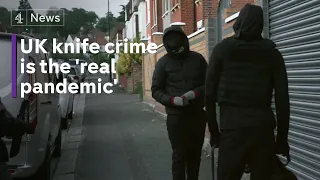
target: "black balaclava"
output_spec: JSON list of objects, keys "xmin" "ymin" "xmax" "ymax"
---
[
  {"xmin": 233, "ymin": 3, "xmax": 264, "ymax": 41},
  {"xmin": 164, "ymin": 31, "xmax": 185, "ymax": 55},
  {"xmin": 163, "ymin": 26, "xmax": 190, "ymax": 58}
]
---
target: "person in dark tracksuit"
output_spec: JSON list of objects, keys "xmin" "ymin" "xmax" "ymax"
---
[
  {"xmin": 151, "ymin": 26, "xmax": 208, "ymax": 180},
  {"xmin": 205, "ymin": 4, "xmax": 290, "ymax": 180},
  {"xmin": 0, "ymin": 98, "xmax": 33, "ymax": 180}
]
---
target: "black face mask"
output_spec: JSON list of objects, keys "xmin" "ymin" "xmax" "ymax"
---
[{"xmin": 165, "ymin": 32, "xmax": 183, "ymax": 50}]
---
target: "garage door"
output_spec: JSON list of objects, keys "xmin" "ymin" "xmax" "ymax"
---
[{"xmin": 269, "ymin": 0, "xmax": 320, "ymax": 179}]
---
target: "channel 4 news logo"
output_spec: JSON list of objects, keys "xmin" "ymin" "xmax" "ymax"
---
[{"xmin": 11, "ymin": 9, "xmax": 64, "ymax": 26}]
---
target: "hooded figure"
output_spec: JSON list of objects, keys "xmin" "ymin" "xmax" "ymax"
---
[
  {"xmin": 0, "ymin": 98, "xmax": 34, "ymax": 180},
  {"xmin": 205, "ymin": 4, "xmax": 290, "ymax": 180},
  {"xmin": 151, "ymin": 26, "xmax": 208, "ymax": 180}
]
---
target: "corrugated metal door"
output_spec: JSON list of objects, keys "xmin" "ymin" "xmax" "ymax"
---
[{"xmin": 269, "ymin": 0, "xmax": 320, "ymax": 179}]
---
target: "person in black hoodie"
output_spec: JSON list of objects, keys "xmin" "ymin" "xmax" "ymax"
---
[
  {"xmin": 205, "ymin": 3, "xmax": 290, "ymax": 180},
  {"xmin": 151, "ymin": 26, "xmax": 208, "ymax": 180},
  {"xmin": 0, "ymin": 98, "xmax": 34, "ymax": 180}
]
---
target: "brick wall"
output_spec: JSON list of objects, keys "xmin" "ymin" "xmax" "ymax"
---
[
  {"xmin": 180, "ymin": 0, "xmax": 196, "ymax": 35},
  {"xmin": 142, "ymin": 53, "xmax": 156, "ymax": 106},
  {"xmin": 148, "ymin": 0, "xmax": 163, "ymax": 41},
  {"xmin": 171, "ymin": 5, "xmax": 182, "ymax": 23},
  {"xmin": 127, "ymin": 75, "xmax": 133, "ymax": 92},
  {"xmin": 195, "ymin": 2, "xmax": 203, "ymax": 25},
  {"xmin": 171, "ymin": 0, "xmax": 196, "ymax": 36},
  {"xmin": 132, "ymin": 63, "xmax": 142, "ymax": 92},
  {"xmin": 119, "ymin": 63, "xmax": 142, "ymax": 93}
]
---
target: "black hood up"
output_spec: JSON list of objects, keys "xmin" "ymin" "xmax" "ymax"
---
[
  {"xmin": 233, "ymin": 3, "xmax": 264, "ymax": 41},
  {"xmin": 163, "ymin": 26, "xmax": 190, "ymax": 57}
]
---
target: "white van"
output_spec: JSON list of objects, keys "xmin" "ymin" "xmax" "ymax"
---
[{"xmin": 0, "ymin": 33, "xmax": 62, "ymax": 179}]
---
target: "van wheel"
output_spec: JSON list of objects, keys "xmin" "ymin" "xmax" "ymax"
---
[
  {"xmin": 53, "ymin": 128, "xmax": 62, "ymax": 157},
  {"xmin": 34, "ymin": 146, "xmax": 51, "ymax": 180}
]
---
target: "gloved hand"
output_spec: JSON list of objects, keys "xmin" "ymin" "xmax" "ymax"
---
[
  {"xmin": 244, "ymin": 165, "xmax": 251, "ymax": 174},
  {"xmin": 276, "ymin": 135, "xmax": 290, "ymax": 156},
  {"xmin": 181, "ymin": 90, "xmax": 198, "ymax": 100},
  {"xmin": 170, "ymin": 97, "xmax": 189, "ymax": 106},
  {"xmin": 210, "ymin": 132, "xmax": 220, "ymax": 148}
]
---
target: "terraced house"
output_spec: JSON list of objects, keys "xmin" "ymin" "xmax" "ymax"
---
[{"xmin": 139, "ymin": 0, "xmax": 320, "ymax": 179}]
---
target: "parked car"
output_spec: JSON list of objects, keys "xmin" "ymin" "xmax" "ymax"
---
[
  {"xmin": 78, "ymin": 59, "xmax": 87, "ymax": 82},
  {"xmin": 68, "ymin": 59, "xmax": 86, "ymax": 82},
  {"xmin": 55, "ymin": 70, "xmax": 74, "ymax": 129},
  {"xmin": 0, "ymin": 32, "xmax": 62, "ymax": 180},
  {"xmin": 68, "ymin": 65, "xmax": 82, "ymax": 91}
]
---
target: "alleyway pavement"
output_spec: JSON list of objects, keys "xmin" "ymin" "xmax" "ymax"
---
[
  {"xmin": 53, "ymin": 74, "xmax": 249, "ymax": 180},
  {"xmin": 74, "ymin": 88, "xmax": 215, "ymax": 180}
]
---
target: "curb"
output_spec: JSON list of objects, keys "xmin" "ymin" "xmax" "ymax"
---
[{"xmin": 53, "ymin": 94, "xmax": 86, "ymax": 180}]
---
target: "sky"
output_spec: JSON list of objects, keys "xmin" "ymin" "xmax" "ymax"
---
[{"xmin": 1, "ymin": 0, "xmax": 126, "ymax": 18}]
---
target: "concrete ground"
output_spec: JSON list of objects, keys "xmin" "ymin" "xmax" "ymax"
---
[{"xmin": 53, "ymin": 74, "xmax": 250, "ymax": 180}]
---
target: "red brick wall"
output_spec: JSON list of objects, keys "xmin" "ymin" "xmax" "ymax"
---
[
  {"xmin": 150, "ymin": 0, "xmax": 156, "ymax": 27},
  {"xmin": 231, "ymin": 0, "xmax": 254, "ymax": 8},
  {"xmin": 170, "ymin": 0, "xmax": 195, "ymax": 36},
  {"xmin": 146, "ymin": 0, "xmax": 152, "ymax": 38},
  {"xmin": 171, "ymin": 0, "xmax": 182, "ymax": 23},
  {"xmin": 132, "ymin": 63, "xmax": 142, "ymax": 92},
  {"xmin": 181, "ymin": 0, "xmax": 195, "ymax": 35},
  {"xmin": 195, "ymin": 2, "xmax": 203, "ymax": 24},
  {"xmin": 156, "ymin": 0, "xmax": 163, "ymax": 32},
  {"xmin": 150, "ymin": 0, "xmax": 163, "ymax": 38}
]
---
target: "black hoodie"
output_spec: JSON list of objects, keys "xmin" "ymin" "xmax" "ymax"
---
[
  {"xmin": 151, "ymin": 26, "xmax": 208, "ymax": 114},
  {"xmin": 205, "ymin": 4, "xmax": 290, "ymax": 140}
]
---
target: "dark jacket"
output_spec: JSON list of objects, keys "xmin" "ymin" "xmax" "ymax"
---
[
  {"xmin": 0, "ymin": 98, "xmax": 32, "ymax": 162},
  {"xmin": 151, "ymin": 26, "xmax": 207, "ymax": 114},
  {"xmin": 205, "ymin": 4, "xmax": 290, "ymax": 140}
]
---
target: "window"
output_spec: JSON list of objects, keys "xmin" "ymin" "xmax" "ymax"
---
[{"xmin": 153, "ymin": 0, "xmax": 157, "ymax": 25}]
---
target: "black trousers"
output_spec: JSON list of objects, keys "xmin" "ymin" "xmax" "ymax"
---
[
  {"xmin": 217, "ymin": 127, "xmax": 276, "ymax": 180},
  {"xmin": 166, "ymin": 111, "xmax": 206, "ymax": 180}
]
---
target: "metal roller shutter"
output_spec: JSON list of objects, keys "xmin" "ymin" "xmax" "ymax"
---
[{"xmin": 269, "ymin": 0, "xmax": 320, "ymax": 179}]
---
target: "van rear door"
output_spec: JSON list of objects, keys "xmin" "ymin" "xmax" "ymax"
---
[{"xmin": 0, "ymin": 34, "xmax": 29, "ymax": 168}]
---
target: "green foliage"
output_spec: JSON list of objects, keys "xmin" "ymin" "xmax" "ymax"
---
[
  {"xmin": 96, "ymin": 12, "xmax": 118, "ymax": 33},
  {"xmin": 55, "ymin": 8, "xmax": 99, "ymax": 38},
  {"xmin": 117, "ymin": 5, "xmax": 126, "ymax": 23},
  {"xmin": 1, "ymin": 2, "xmax": 126, "ymax": 41},
  {"xmin": 92, "ymin": 53, "xmax": 109, "ymax": 66},
  {"xmin": 0, "ymin": 7, "xmax": 10, "ymax": 25},
  {"xmin": 116, "ymin": 34, "xmax": 143, "ymax": 75},
  {"xmin": 129, "ymin": 35, "xmax": 143, "ymax": 64},
  {"xmin": 116, "ymin": 50, "xmax": 131, "ymax": 75}
]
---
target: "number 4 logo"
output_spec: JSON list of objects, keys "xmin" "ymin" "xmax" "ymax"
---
[{"xmin": 15, "ymin": 12, "xmax": 23, "ymax": 24}]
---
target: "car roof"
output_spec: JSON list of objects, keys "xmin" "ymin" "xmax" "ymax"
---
[
  {"xmin": 70, "ymin": 65, "xmax": 79, "ymax": 69},
  {"xmin": 0, "ymin": 32, "xmax": 50, "ymax": 51},
  {"xmin": 0, "ymin": 32, "xmax": 28, "ymax": 41}
]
